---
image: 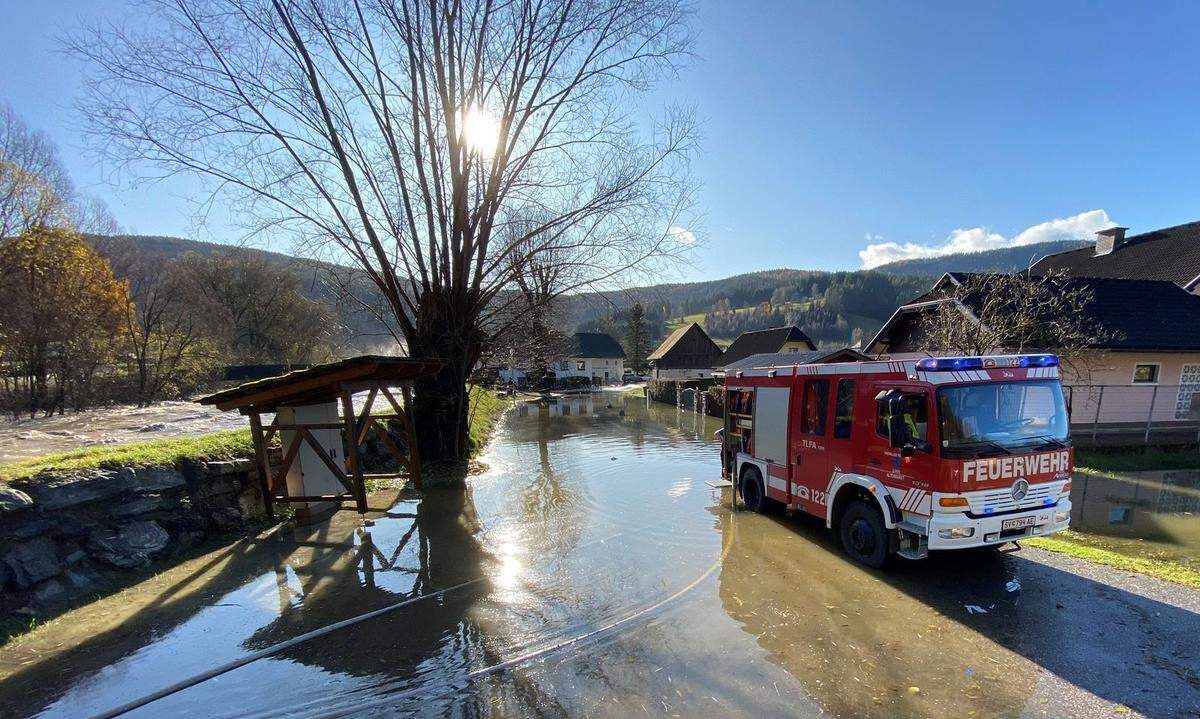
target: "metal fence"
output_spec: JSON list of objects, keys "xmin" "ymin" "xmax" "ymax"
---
[{"xmin": 1064, "ymin": 384, "xmax": 1200, "ymax": 446}]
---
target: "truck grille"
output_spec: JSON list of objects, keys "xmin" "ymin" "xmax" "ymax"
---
[{"xmin": 967, "ymin": 482, "xmax": 1060, "ymax": 514}]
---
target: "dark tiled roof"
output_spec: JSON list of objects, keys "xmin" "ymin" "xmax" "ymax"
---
[
  {"xmin": 719, "ymin": 326, "xmax": 817, "ymax": 366},
  {"xmin": 573, "ymin": 332, "xmax": 626, "ymax": 358},
  {"xmin": 1029, "ymin": 220, "xmax": 1200, "ymax": 287},
  {"xmin": 876, "ymin": 273, "xmax": 1200, "ymax": 352},
  {"xmin": 720, "ymin": 348, "xmax": 871, "ymax": 372}
]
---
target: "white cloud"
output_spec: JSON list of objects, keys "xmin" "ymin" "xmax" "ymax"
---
[
  {"xmin": 668, "ymin": 225, "xmax": 697, "ymax": 246},
  {"xmin": 858, "ymin": 209, "xmax": 1114, "ymax": 269}
]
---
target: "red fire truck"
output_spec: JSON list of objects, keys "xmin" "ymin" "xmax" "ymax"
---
[{"xmin": 719, "ymin": 353, "xmax": 1073, "ymax": 567}]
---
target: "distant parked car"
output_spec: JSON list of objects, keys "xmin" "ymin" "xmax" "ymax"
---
[{"xmin": 622, "ymin": 373, "xmax": 643, "ymax": 383}]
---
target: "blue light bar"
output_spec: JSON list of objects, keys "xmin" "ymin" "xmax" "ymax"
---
[
  {"xmin": 916, "ymin": 357, "xmax": 982, "ymax": 371},
  {"xmin": 916, "ymin": 354, "xmax": 1059, "ymax": 372},
  {"xmin": 1019, "ymin": 354, "xmax": 1060, "ymax": 368}
]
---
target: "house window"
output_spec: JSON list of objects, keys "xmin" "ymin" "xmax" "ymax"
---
[
  {"xmin": 1132, "ymin": 363, "xmax": 1160, "ymax": 384},
  {"xmin": 559, "ymin": 361, "xmax": 568, "ymax": 371},
  {"xmin": 576, "ymin": 360, "xmax": 586, "ymax": 371}
]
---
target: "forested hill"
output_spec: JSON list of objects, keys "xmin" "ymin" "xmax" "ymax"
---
[
  {"xmin": 872, "ymin": 239, "xmax": 1091, "ymax": 276},
  {"xmin": 88, "ymin": 234, "xmax": 396, "ymax": 353},
  {"xmin": 92, "ymin": 234, "xmax": 1080, "ymax": 353},
  {"xmin": 565, "ymin": 269, "xmax": 934, "ymax": 348}
]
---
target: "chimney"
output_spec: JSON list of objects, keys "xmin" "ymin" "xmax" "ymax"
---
[{"xmin": 1094, "ymin": 226, "xmax": 1129, "ymax": 256}]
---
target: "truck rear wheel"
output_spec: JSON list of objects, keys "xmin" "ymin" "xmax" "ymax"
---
[
  {"xmin": 740, "ymin": 467, "xmax": 767, "ymax": 513},
  {"xmin": 839, "ymin": 500, "xmax": 889, "ymax": 568}
]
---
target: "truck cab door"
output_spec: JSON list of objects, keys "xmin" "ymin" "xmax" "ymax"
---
[
  {"xmin": 790, "ymin": 378, "xmax": 832, "ymax": 514},
  {"xmin": 872, "ymin": 386, "xmax": 937, "ymax": 518}
]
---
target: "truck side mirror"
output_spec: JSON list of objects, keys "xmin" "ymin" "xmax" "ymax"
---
[
  {"xmin": 886, "ymin": 414, "xmax": 904, "ymax": 448},
  {"xmin": 886, "ymin": 396, "xmax": 907, "ymax": 448}
]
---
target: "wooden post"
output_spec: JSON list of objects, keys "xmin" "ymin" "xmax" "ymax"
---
[
  {"xmin": 402, "ymin": 385, "xmax": 422, "ymax": 490},
  {"xmin": 248, "ymin": 412, "xmax": 275, "ymax": 519},
  {"xmin": 1092, "ymin": 386, "xmax": 1105, "ymax": 444},
  {"xmin": 341, "ymin": 390, "xmax": 368, "ymax": 514}
]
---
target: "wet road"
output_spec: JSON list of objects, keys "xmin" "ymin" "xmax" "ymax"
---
[
  {"xmin": 0, "ymin": 402, "xmax": 244, "ymax": 465},
  {"xmin": 1, "ymin": 393, "xmax": 1198, "ymax": 718}
]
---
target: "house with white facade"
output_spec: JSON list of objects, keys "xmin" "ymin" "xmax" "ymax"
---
[
  {"xmin": 555, "ymin": 332, "xmax": 626, "ymax": 385},
  {"xmin": 865, "ymin": 271, "xmax": 1200, "ymax": 435}
]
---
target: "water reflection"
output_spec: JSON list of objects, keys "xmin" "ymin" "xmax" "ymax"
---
[{"xmin": 1070, "ymin": 470, "xmax": 1200, "ymax": 559}]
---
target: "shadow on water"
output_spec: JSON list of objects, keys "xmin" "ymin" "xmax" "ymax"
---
[{"xmin": 0, "ymin": 479, "xmax": 504, "ymax": 718}]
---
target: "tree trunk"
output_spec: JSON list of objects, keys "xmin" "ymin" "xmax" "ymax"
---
[
  {"xmin": 406, "ymin": 290, "xmax": 479, "ymax": 472},
  {"xmin": 412, "ymin": 363, "xmax": 470, "ymax": 466}
]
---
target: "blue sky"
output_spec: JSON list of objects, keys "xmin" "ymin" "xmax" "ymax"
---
[{"xmin": 4, "ymin": 1, "xmax": 1200, "ymax": 279}]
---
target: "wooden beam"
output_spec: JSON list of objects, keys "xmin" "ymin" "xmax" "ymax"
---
[
  {"xmin": 402, "ymin": 385, "xmax": 422, "ymax": 490},
  {"xmin": 272, "ymin": 432, "xmax": 304, "ymax": 500},
  {"xmin": 341, "ymin": 379, "xmax": 414, "ymax": 392},
  {"xmin": 248, "ymin": 413, "xmax": 275, "ymax": 519},
  {"xmin": 355, "ymin": 387, "xmax": 378, "ymax": 446},
  {"xmin": 271, "ymin": 494, "xmax": 352, "ymax": 503},
  {"xmin": 299, "ymin": 427, "xmax": 355, "ymax": 495},
  {"xmin": 341, "ymin": 390, "xmax": 368, "ymax": 514},
  {"xmin": 212, "ymin": 363, "xmax": 380, "ymax": 411},
  {"xmin": 370, "ymin": 418, "xmax": 411, "ymax": 474}
]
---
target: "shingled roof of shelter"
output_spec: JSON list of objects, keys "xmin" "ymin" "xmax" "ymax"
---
[{"xmin": 198, "ymin": 355, "xmax": 443, "ymax": 412}]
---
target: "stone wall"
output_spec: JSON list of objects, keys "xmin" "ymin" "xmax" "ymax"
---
[
  {"xmin": 0, "ymin": 424, "xmax": 416, "ymax": 621},
  {"xmin": 0, "ymin": 459, "xmax": 266, "ymax": 619}
]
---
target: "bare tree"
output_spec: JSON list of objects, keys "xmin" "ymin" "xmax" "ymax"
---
[
  {"xmin": 917, "ymin": 271, "xmax": 1116, "ymax": 384},
  {"xmin": 70, "ymin": 0, "xmax": 696, "ymax": 463},
  {"xmin": 0, "ymin": 103, "xmax": 117, "ymax": 236},
  {"xmin": 96, "ymin": 237, "xmax": 218, "ymax": 405},
  {"xmin": 173, "ymin": 250, "xmax": 338, "ymax": 365}
]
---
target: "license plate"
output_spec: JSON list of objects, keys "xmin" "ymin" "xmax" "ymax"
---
[{"xmin": 1001, "ymin": 516, "xmax": 1036, "ymax": 531}]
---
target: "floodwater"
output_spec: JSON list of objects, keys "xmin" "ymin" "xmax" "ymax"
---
[
  {"xmin": 1068, "ymin": 469, "xmax": 1200, "ymax": 570},
  {"xmin": 0, "ymin": 402, "xmax": 244, "ymax": 465},
  {"xmin": 2, "ymin": 393, "xmax": 1199, "ymax": 718}
]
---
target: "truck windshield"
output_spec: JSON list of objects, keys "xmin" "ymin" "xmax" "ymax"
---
[{"xmin": 937, "ymin": 380, "xmax": 1069, "ymax": 457}]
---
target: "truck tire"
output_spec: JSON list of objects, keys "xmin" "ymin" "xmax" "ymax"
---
[
  {"xmin": 839, "ymin": 500, "xmax": 889, "ymax": 568},
  {"xmin": 740, "ymin": 467, "xmax": 768, "ymax": 513}
]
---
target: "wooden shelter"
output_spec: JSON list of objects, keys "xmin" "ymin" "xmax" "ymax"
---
[{"xmin": 199, "ymin": 356, "xmax": 442, "ymax": 518}]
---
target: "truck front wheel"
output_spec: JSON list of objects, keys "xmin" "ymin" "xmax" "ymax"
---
[
  {"xmin": 839, "ymin": 500, "xmax": 889, "ymax": 568},
  {"xmin": 740, "ymin": 467, "xmax": 767, "ymax": 513}
]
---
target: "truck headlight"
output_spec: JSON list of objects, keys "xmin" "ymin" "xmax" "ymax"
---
[
  {"xmin": 938, "ymin": 527, "xmax": 975, "ymax": 539},
  {"xmin": 1055, "ymin": 511, "xmax": 1069, "ymax": 523}
]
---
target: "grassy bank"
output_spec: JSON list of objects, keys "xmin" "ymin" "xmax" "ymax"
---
[
  {"xmin": 467, "ymin": 385, "xmax": 510, "ymax": 455},
  {"xmin": 1026, "ymin": 530, "xmax": 1200, "ymax": 589},
  {"xmin": 0, "ymin": 430, "xmax": 254, "ymax": 484}
]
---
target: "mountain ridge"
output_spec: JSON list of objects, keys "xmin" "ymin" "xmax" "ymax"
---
[{"xmin": 86, "ymin": 234, "xmax": 1087, "ymax": 349}]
